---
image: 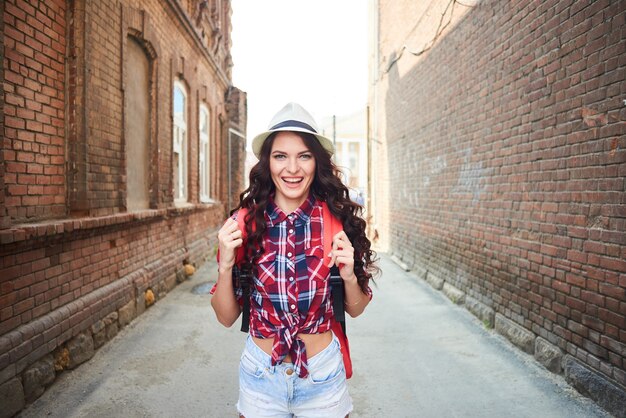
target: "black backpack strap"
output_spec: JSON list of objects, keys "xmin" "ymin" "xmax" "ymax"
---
[
  {"xmin": 329, "ymin": 265, "xmax": 346, "ymax": 334},
  {"xmin": 239, "ymin": 265, "xmax": 252, "ymax": 333}
]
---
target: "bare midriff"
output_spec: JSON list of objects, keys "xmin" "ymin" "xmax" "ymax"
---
[{"xmin": 251, "ymin": 330, "xmax": 333, "ymax": 363}]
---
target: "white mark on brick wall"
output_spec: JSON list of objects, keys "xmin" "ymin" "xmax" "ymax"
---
[
  {"xmin": 407, "ymin": 148, "xmax": 419, "ymax": 177},
  {"xmin": 453, "ymin": 147, "xmax": 490, "ymax": 204},
  {"xmin": 399, "ymin": 177, "xmax": 420, "ymax": 207},
  {"xmin": 431, "ymin": 155, "xmax": 447, "ymax": 174},
  {"xmin": 391, "ymin": 147, "xmax": 421, "ymax": 208},
  {"xmin": 391, "ymin": 148, "xmax": 449, "ymax": 207},
  {"xmin": 424, "ymin": 155, "xmax": 447, "ymax": 187}
]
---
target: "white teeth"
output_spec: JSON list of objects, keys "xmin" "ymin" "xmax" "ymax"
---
[{"xmin": 283, "ymin": 178, "xmax": 302, "ymax": 183}]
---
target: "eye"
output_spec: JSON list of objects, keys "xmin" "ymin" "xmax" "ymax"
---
[
  {"xmin": 272, "ymin": 154, "xmax": 286, "ymax": 160},
  {"xmin": 299, "ymin": 153, "xmax": 313, "ymax": 160}
]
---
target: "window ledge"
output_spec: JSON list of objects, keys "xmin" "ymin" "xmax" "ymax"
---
[
  {"xmin": 173, "ymin": 201, "xmax": 194, "ymax": 209},
  {"xmin": 0, "ymin": 203, "xmax": 223, "ymax": 245}
]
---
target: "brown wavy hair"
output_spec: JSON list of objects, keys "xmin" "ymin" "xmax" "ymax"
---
[{"xmin": 231, "ymin": 131, "xmax": 379, "ymax": 292}]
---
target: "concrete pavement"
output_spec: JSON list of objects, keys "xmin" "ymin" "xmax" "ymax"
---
[{"xmin": 19, "ymin": 254, "xmax": 610, "ymax": 417}]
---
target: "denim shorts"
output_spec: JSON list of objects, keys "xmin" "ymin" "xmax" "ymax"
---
[{"xmin": 236, "ymin": 334, "xmax": 353, "ymax": 418}]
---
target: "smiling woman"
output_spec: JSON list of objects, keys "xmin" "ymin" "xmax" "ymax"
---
[{"xmin": 210, "ymin": 102, "xmax": 379, "ymax": 418}]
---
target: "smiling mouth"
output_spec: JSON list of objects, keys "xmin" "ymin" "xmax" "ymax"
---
[{"xmin": 282, "ymin": 178, "xmax": 303, "ymax": 184}]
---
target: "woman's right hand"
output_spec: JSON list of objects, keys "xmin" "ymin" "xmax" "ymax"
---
[{"xmin": 217, "ymin": 218, "xmax": 243, "ymax": 272}]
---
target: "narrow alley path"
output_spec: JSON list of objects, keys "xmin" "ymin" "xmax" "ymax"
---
[{"xmin": 19, "ymin": 255, "xmax": 609, "ymax": 417}]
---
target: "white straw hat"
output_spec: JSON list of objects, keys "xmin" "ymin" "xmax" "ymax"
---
[{"xmin": 251, "ymin": 102, "xmax": 335, "ymax": 158}]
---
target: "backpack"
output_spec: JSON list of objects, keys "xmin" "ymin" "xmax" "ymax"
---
[{"xmin": 233, "ymin": 202, "xmax": 353, "ymax": 378}]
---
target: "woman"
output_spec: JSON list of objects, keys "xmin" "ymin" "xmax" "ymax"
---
[{"xmin": 211, "ymin": 102, "xmax": 378, "ymax": 418}]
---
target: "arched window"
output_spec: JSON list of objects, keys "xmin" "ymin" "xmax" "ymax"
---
[
  {"xmin": 199, "ymin": 104, "xmax": 211, "ymax": 202},
  {"xmin": 173, "ymin": 81, "xmax": 188, "ymax": 202}
]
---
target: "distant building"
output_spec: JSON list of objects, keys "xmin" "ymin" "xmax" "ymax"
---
[
  {"xmin": 0, "ymin": 0, "xmax": 245, "ymax": 414},
  {"xmin": 320, "ymin": 109, "xmax": 368, "ymax": 208}
]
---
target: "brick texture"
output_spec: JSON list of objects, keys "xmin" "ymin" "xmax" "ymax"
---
[
  {"xmin": 0, "ymin": 0, "xmax": 246, "ymax": 407},
  {"xmin": 1, "ymin": 0, "xmax": 7, "ymax": 229},
  {"xmin": 3, "ymin": 0, "xmax": 67, "ymax": 222},
  {"xmin": 372, "ymin": 0, "xmax": 625, "ymax": 390}
]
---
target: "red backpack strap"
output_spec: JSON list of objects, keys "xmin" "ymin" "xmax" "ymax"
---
[{"xmin": 321, "ymin": 202, "xmax": 342, "ymax": 259}]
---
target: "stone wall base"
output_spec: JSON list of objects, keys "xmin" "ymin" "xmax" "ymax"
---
[{"xmin": 0, "ymin": 241, "xmax": 209, "ymax": 418}]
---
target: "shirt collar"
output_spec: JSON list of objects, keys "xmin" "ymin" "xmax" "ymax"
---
[{"xmin": 266, "ymin": 194, "xmax": 316, "ymax": 227}]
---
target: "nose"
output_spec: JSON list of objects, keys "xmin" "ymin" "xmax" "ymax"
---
[{"xmin": 287, "ymin": 157, "xmax": 298, "ymax": 173}]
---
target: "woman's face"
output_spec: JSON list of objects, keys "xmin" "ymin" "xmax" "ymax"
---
[{"xmin": 269, "ymin": 131, "xmax": 316, "ymax": 213}]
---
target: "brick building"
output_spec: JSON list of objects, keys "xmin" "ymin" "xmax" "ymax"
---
[
  {"xmin": 369, "ymin": 0, "xmax": 625, "ymax": 415},
  {"xmin": 0, "ymin": 0, "xmax": 246, "ymax": 414}
]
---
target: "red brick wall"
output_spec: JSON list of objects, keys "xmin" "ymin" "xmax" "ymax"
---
[
  {"xmin": 3, "ymin": 0, "xmax": 67, "ymax": 222},
  {"xmin": 0, "ymin": 0, "xmax": 245, "ymax": 411},
  {"xmin": 0, "ymin": 204, "xmax": 223, "ymax": 367},
  {"xmin": 3, "ymin": 0, "xmax": 239, "ymax": 222},
  {"xmin": 373, "ymin": 0, "xmax": 625, "ymax": 390},
  {"xmin": 1, "ymin": 0, "xmax": 7, "ymax": 229}
]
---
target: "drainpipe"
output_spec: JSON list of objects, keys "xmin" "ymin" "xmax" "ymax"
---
[
  {"xmin": 228, "ymin": 128, "xmax": 246, "ymax": 212},
  {"xmin": 367, "ymin": 105, "xmax": 371, "ymax": 221}
]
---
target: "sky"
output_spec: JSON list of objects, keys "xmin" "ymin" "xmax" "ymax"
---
[{"xmin": 230, "ymin": 0, "xmax": 369, "ymax": 148}]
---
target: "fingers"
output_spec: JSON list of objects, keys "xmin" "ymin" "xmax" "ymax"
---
[
  {"xmin": 328, "ymin": 231, "xmax": 355, "ymax": 267},
  {"xmin": 222, "ymin": 218, "xmax": 241, "ymax": 234},
  {"xmin": 219, "ymin": 218, "xmax": 242, "ymax": 236},
  {"xmin": 221, "ymin": 236, "xmax": 243, "ymax": 249},
  {"xmin": 330, "ymin": 248, "xmax": 354, "ymax": 262},
  {"xmin": 327, "ymin": 251, "xmax": 337, "ymax": 267},
  {"xmin": 327, "ymin": 251, "xmax": 352, "ymax": 269},
  {"xmin": 217, "ymin": 219, "xmax": 244, "ymax": 270},
  {"xmin": 330, "ymin": 251, "xmax": 354, "ymax": 268},
  {"xmin": 331, "ymin": 231, "xmax": 352, "ymax": 249},
  {"xmin": 218, "ymin": 218, "xmax": 244, "ymax": 249},
  {"xmin": 331, "ymin": 233, "xmax": 354, "ymax": 257},
  {"xmin": 229, "ymin": 238, "xmax": 244, "ymax": 247},
  {"xmin": 328, "ymin": 247, "xmax": 355, "ymax": 280}
]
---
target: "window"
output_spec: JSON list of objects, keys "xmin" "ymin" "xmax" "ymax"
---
[
  {"xmin": 125, "ymin": 37, "xmax": 151, "ymax": 211},
  {"xmin": 335, "ymin": 142, "xmax": 344, "ymax": 165},
  {"xmin": 348, "ymin": 142, "xmax": 360, "ymax": 188},
  {"xmin": 199, "ymin": 104, "xmax": 211, "ymax": 202},
  {"xmin": 173, "ymin": 81, "xmax": 188, "ymax": 202}
]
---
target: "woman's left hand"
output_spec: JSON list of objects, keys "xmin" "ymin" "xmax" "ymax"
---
[{"xmin": 327, "ymin": 231, "xmax": 357, "ymax": 283}]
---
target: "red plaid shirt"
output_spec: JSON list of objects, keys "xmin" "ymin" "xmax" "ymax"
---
[{"xmin": 212, "ymin": 194, "xmax": 372, "ymax": 377}]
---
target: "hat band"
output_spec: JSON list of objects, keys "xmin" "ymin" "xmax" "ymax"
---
[{"xmin": 270, "ymin": 120, "xmax": 317, "ymax": 133}]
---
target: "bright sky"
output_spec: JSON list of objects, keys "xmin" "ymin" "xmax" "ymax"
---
[{"xmin": 230, "ymin": 0, "xmax": 369, "ymax": 148}]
